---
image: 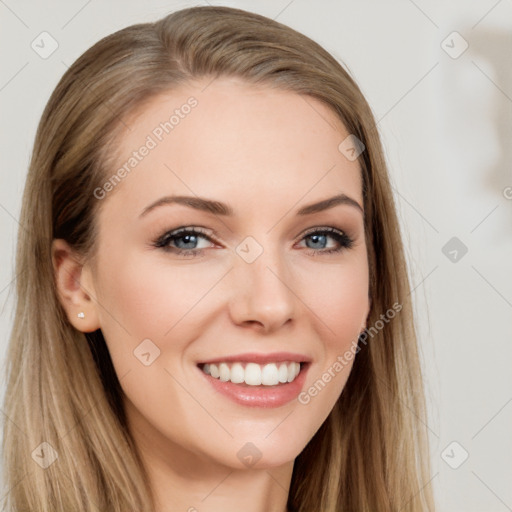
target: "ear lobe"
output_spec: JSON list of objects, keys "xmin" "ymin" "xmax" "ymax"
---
[{"xmin": 51, "ymin": 238, "xmax": 101, "ymax": 333}]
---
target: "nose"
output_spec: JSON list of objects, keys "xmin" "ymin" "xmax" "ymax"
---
[{"xmin": 228, "ymin": 245, "xmax": 296, "ymax": 333}]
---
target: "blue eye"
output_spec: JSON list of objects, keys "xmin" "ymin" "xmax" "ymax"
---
[
  {"xmin": 300, "ymin": 227, "xmax": 354, "ymax": 255},
  {"xmin": 153, "ymin": 227, "xmax": 213, "ymax": 258},
  {"xmin": 152, "ymin": 226, "xmax": 354, "ymax": 258}
]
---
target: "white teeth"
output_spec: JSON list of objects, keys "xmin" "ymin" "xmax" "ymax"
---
[
  {"xmin": 261, "ymin": 363, "xmax": 279, "ymax": 385},
  {"xmin": 201, "ymin": 361, "xmax": 302, "ymax": 386},
  {"xmin": 245, "ymin": 363, "xmax": 262, "ymax": 385},
  {"xmin": 287, "ymin": 362, "xmax": 295, "ymax": 382},
  {"xmin": 230, "ymin": 363, "xmax": 245, "ymax": 384},
  {"xmin": 219, "ymin": 363, "xmax": 230, "ymax": 382},
  {"xmin": 210, "ymin": 364, "xmax": 220, "ymax": 378},
  {"xmin": 278, "ymin": 363, "xmax": 289, "ymax": 383}
]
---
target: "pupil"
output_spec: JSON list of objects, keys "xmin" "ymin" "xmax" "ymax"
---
[
  {"xmin": 309, "ymin": 234, "xmax": 326, "ymax": 249},
  {"xmin": 180, "ymin": 234, "xmax": 196, "ymax": 248}
]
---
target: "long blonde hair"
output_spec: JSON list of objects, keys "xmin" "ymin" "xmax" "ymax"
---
[{"xmin": 1, "ymin": 6, "xmax": 435, "ymax": 511}]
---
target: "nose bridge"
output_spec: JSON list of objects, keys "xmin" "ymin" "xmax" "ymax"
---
[{"xmin": 229, "ymin": 235, "xmax": 296, "ymax": 330}]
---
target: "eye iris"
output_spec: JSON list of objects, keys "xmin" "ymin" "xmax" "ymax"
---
[
  {"xmin": 176, "ymin": 233, "xmax": 198, "ymax": 249},
  {"xmin": 307, "ymin": 233, "xmax": 327, "ymax": 249}
]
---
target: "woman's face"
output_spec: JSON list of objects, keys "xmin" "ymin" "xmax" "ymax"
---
[{"xmin": 83, "ymin": 77, "xmax": 370, "ymax": 471}]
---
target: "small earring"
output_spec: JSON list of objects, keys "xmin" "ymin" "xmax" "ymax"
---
[{"xmin": 77, "ymin": 312, "xmax": 85, "ymax": 319}]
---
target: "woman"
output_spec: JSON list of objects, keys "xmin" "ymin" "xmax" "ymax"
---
[{"xmin": 1, "ymin": 5, "xmax": 435, "ymax": 512}]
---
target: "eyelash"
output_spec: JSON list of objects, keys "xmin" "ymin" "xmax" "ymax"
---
[{"xmin": 152, "ymin": 226, "xmax": 354, "ymax": 258}]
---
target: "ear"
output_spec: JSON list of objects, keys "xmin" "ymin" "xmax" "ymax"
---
[{"xmin": 51, "ymin": 238, "xmax": 101, "ymax": 333}]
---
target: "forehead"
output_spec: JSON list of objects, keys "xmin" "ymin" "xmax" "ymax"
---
[{"xmin": 102, "ymin": 77, "xmax": 363, "ymax": 219}]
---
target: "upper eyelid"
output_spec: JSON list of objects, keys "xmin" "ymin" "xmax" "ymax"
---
[
  {"xmin": 160, "ymin": 225, "xmax": 350, "ymax": 246},
  {"xmin": 165, "ymin": 225, "xmax": 347, "ymax": 236},
  {"xmin": 301, "ymin": 226, "xmax": 345, "ymax": 235}
]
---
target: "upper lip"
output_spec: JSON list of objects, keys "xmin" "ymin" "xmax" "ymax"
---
[{"xmin": 198, "ymin": 352, "xmax": 312, "ymax": 365}]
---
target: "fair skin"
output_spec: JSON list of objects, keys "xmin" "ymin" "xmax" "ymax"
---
[{"xmin": 52, "ymin": 77, "xmax": 370, "ymax": 512}]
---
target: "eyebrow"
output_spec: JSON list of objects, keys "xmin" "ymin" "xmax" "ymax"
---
[{"xmin": 139, "ymin": 193, "xmax": 363, "ymax": 219}]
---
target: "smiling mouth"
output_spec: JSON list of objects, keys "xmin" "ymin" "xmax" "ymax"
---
[{"xmin": 198, "ymin": 361, "xmax": 305, "ymax": 386}]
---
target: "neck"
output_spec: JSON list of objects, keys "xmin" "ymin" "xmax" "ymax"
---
[
  {"xmin": 126, "ymin": 402, "xmax": 294, "ymax": 512},
  {"xmin": 150, "ymin": 459, "xmax": 293, "ymax": 512}
]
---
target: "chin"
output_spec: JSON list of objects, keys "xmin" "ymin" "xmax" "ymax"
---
[{"xmin": 217, "ymin": 431, "xmax": 311, "ymax": 471}]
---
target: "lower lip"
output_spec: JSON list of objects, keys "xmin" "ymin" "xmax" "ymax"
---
[{"xmin": 198, "ymin": 364, "xmax": 310, "ymax": 408}]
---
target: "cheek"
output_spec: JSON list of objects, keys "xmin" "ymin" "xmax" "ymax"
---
[
  {"xmin": 293, "ymin": 263, "xmax": 368, "ymax": 440},
  {"xmin": 301, "ymin": 257, "xmax": 369, "ymax": 343},
  {"xmin": 92, "ymin": 250, "xmax": 233, "ymax": 386},
  {"xmin": 95, "ymin": 251, "xmax": 218, "ymax": 338}
]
